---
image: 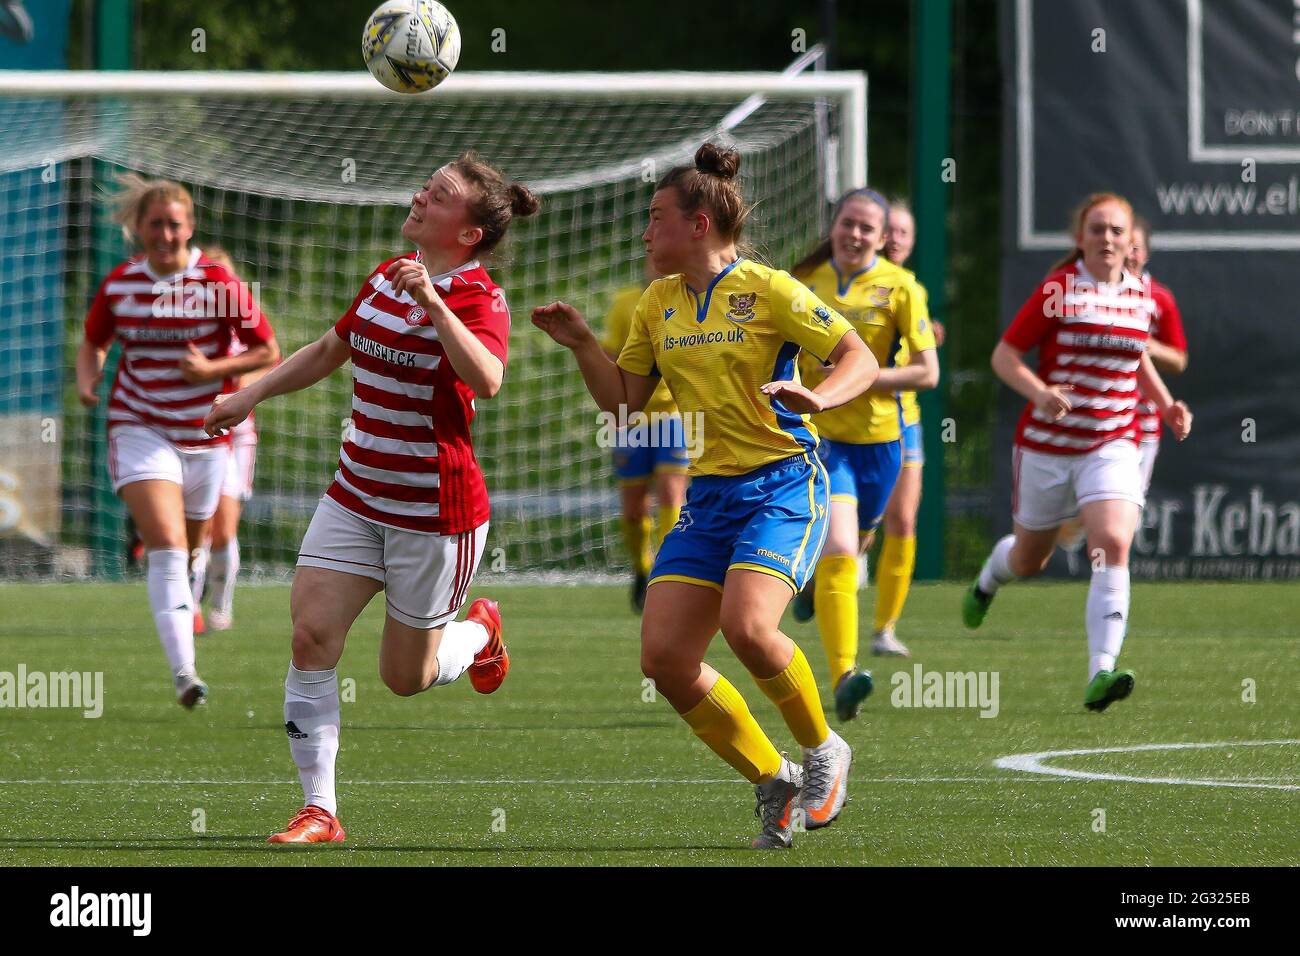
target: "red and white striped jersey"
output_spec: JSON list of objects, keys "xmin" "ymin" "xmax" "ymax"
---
[
  {"xmin": 1003, "ymin": 260, "xmax": 1151, "ymax": 455},
  {"xmin": 84, "ymin": 248, "xmax": 274, "ymax": 449},
  {"xmin": 327, "ymin": 254, "xmax": 510, "ymax": 536},
  {"xmin": 1135, "ymin": 275, "xmax": 1187, "ymax": 444}
]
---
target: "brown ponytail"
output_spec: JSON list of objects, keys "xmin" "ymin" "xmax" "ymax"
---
[
  {"xmin": 448, "ymin": 150, "xmax": 541, "ymax": 256},
  {"xmin": 655, "ymin": 143, "xmax": 752, "ymax": 243}
]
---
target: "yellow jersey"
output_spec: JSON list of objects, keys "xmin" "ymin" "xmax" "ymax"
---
[
  {"xmin": 600, "ymin": 284, "xmax": 677, "ymax": 417},
  {"xmin": 796, "ymin": 257, "xmax": 935, "ymax": 444},
  {"xmin": 894, "ymin": 274, "xmax": 931, "ymax": 427},
  {"xmin": 617, "ymin": 259, "xmax": 854, "ymax": 477}
]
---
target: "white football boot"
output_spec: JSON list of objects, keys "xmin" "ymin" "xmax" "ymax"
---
[
  {"xmin": 751, "ymin": 755, "xmax": 804, "ymax": 849},
  {"xmin": 870, "ymin": 627, "xmax": 911, "ymax": 657},
  {"xmin": 800, "ymin": 729, "xmax": 852, "ymax": 829}
]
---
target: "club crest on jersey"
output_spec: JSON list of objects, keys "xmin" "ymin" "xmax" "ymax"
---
[
  {"xmin": 726, "ymin": 292, "xmax": 757, "ymax": 323},
  {"xmin": 405, "ymin": 306, "xmax": 428, "ymax": 326},
  {"xmin": 811, "ymin": 305, "xmax": 835, "ymax": 328},
  {"xmin": 870, "ymin": 285, "xmax": 892, "ymax": 307}
]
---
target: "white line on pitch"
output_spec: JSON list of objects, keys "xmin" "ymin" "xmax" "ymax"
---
[
  {"xmin": 0, "ymin": 775, "xmax": 1026, "ymax": 787},
  {"xmin": 994, "ymin": 739, "xmax": 1300, "ymax": 792}
]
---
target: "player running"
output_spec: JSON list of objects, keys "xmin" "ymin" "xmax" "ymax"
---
[
  {"xmin": 600, "ymin": 263, "xmax": 689, "ymax": 612},
  {"xmin": 187, "ymin": 246, "xmax": 272, "ymax": 632},
  {"xmin": 76, "ymin": 175, "xmax": 279, "ymax": 709},
  {"xmin": 790, "ymin": 189, "xmax": 938, "ymax": 719},
  {"xmin": 872, "ymin": 200, "xmax": 945, "ymax": 657},
  {"xmin": 962, "ymin": 193, "xmax": 1192, "ymax": 710},
  {"xmin": 534, "ymin": 144, "xmax": 877, "ymax": 848},
  {"xmin": 205, "ymin": 152, "xmax": 540, "ymax": 844}
]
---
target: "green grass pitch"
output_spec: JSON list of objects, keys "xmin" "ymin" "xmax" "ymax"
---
[{"xmin": 0, "ymin": 580, "xmax": 1295, "ymax": 866}]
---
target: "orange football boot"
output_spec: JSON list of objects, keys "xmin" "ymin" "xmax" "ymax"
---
[
  {"xmin": 267, "ymin": 806, "xmax": 346, "ymax": 844},
  {"xmin": 193, "ymin": 610, "xmax": 206, "ymax": 636},
  {"xmin": 466, "ymin": 598, "xmax": 509, "ymax": 694}
]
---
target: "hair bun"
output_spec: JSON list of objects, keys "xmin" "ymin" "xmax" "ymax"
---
[
  {"xmin": 694, "ymin": 143, "xmax": 741, "ymax": 180},
  {"xmin": 508, "ymin": 182, "xmax": 541, "ymax": 218}
]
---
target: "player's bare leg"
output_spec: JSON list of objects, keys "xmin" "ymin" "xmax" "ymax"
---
[
  {"xmin": 964, "ymin": 523, "xmax": 1058, "ymax": 629},
  {"xmin": 268, "ymin": 566, "xmax": 379, "ymax": 844},
  {"xmin": 120, "ymin": 480, "xmax": 206, "ymax": 708}
]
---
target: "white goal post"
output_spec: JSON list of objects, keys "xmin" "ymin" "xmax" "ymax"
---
[{"xmin": 0, "ymin": 66, "xmax": 866, "ymax": 579}]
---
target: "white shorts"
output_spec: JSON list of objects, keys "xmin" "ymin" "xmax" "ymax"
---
[
  {"xmin": 296, "ymin": 495, "xmax": 487, "ymax": 630},
  {"xmin": 109, "ymin": 425, "xmax": 228, "ymax": 521},
  {"xmin": 221, "ymin": 439, "xmax": 257, "ymax": 502},
  {"xmin": 1138, "ymin": 439, "xmax": 1159, "ymax": 497},
  {"xmin": 1012, "ymin": 441, "xmax": 1144, "ymax": 531}
]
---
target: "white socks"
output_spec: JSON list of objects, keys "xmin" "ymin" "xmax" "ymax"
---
[
  {"xmin": 1086, "ymin": 566, "xmax": 1130, "ymax": 679},
  {"xmin": 147, "ymin": 548, "xmax": 195, "ymax": 679},
  {"xmin": 431, "ymin": 619, "xmax": 489, "ymax": 687},
  {"xmin": 207, "ymin": 539, "xmax": 239, "ymax": 615},
  {"xmin": 284, "ymin": 663, "xmax": 340, "ymax": 816},
  {"xmin": 977, "ymin": 534, "xmax": 1018, "ymax": 595}
]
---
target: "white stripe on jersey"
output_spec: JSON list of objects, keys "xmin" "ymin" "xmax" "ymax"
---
[
  {"xmin": 1021, "ymin": 426, "xmax": 1096, "ymax": 450},
  {"xmin": 1058, "ymin": 309, "xmax": 1150, "ymax": 332},
  {"xmin": 1056, "ymin": 353, "xmax": 1141, "ymax": 373},
  {"xmin": 1031, "ymin": 410, "xmax": 1133, "ymax": 431},
  {"xmin": 350, "ymin": 395, "xmax": 432, "ymax": 428},
  {"xmin": 340, "ymin": 448, "xmax": 441, "ymax": 489},
  {"xmin": 351, "ymin": 363, "xmax": 435, "ymax": 400},
  {"xmin": 107, "ymin": 410, "xmax": 211, "ymax": 444},
  {"xmin": 350, "ymin": 428, "xmax": 439, "ymax": 459},
  {"xmin": 1072, "ymin": 395, "xmax": 1138, "ymax": 412},
  {"xmin": 112, "ymin": 385, "xmax": 213, "ymax": 422},
  {"xmin": 117, "ymin": 375, "xmax": 221, "ymax": 404},
  {"xmin": 333, "ymin": 471, "xmax": 440, "ymax": 518},
  {"xmin": 355, "ymin": 299, "xmax": 443, "ymax": 341},
  {"xmin": 1047, "ymin": 370, "xmax": 1137, "ymax": 392}
]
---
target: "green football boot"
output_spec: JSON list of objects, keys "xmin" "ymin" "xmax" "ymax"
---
[
  {"xmin": 962, "ymin": 580, "xmax": 993, "ymax": 630},
  {"xmin": 1084, "ymin": 669, "xmax": 1136, "ymax": 712},
  {"xmin": 833, "ymin": 668, "xmax": 874, "ymax": 722}
]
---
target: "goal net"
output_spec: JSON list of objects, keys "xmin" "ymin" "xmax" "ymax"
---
[{"xmin": 0, "ymin": 66, "xmax": 865, "ymax": 580}]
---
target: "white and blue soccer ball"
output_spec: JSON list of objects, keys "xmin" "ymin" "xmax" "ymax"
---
[{"xmin": 362, "ymin": 1, "xmax": 461, "ymax": 94}]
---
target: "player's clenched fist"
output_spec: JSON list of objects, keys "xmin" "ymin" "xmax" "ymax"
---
[
  {"xmin": 532, "ymin": 301, "xmax": 597, "ymax": 351},
  {"xmin": 204, "ymin": 390, "xmax": 254, "ymax": 437}
]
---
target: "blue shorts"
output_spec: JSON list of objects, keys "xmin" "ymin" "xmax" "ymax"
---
[
  {"xmin": 820, "ymin": 437, "xmax": 903, "ymax": 532},
  {"xmin": 650, "ymin": 453, "xmax": 829, "ymax": 594},
  {"xmin": 613, "ymin": 415, "xmax": 691, "ymax": 482},
  {"xmin": 902, "ymin": 421, "xmax": 924, "ymax": 467}
]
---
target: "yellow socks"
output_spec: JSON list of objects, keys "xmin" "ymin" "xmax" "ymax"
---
[
  {"xmin": 621, "ymin": 513, "xmax": 653, "ymax": 577},
  {"xmin": 681, "ymin": 676, "xmax": 783, "ymax": 783},
  {"xmin": 874, "ymin": 534, "xmax": 916, "ymax": 632},
  {"xmin": 753, "ymin": 643, "xmax": 830, "ymax": 749},
  {"xmin": 655, "ymin": 502, "xmax": 681, "ymax": 551},
  {"xmin": 814, "ymin": 553, "xmax": 860, "ymax": 682}
]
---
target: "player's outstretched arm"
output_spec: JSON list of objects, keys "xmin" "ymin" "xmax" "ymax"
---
[
  {"xmin": 872, "ymin": 347, "xmax": 939, "ymax": 393},
  {"xmin": 532, "ymin": 301, "xmax": 656, "ymax": 414},
  {"xmin": 204, "ymin": 330, "xmax": 350, "ymax": 436}
]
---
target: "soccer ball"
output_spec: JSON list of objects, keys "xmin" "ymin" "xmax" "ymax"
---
[{"xmin": 362, "ymin": 1, "xmax": 461, "ymax": 94}]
